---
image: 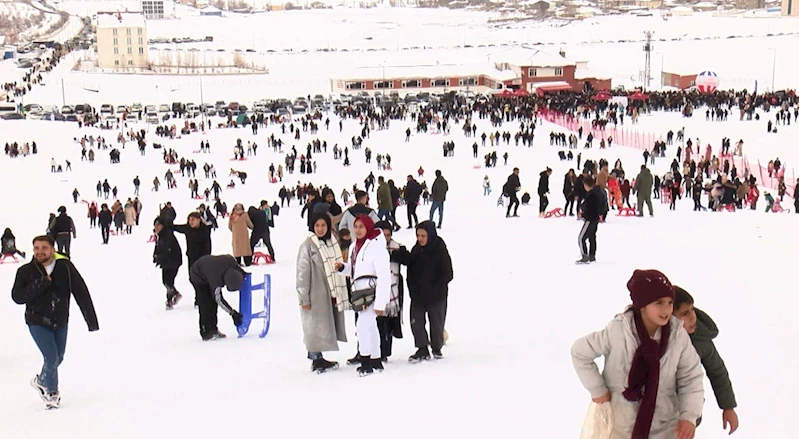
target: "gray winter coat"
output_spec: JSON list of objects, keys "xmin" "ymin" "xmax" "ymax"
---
[
  {"xmin": 295, "ymin": 237, "xmax": 347, "ymax": 353},
  {"xmin": 571, "ymin": 313, "xmax": 705, "ymax": 439}
]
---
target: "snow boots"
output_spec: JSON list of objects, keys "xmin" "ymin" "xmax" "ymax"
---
[
  {"xmin": 311, "ymin": 358, "xmax": 339, "ymax": 374},
  {"xmin": 201, "ymin": 330, "xmax": 227, "ymax": 341},
  {"xmin": 165, "ymin": 287, "xmax": 183, "ymax": 310},
  {"xmin": 408, "ymin": 349, "xmax": 431, "ymax": 363}
]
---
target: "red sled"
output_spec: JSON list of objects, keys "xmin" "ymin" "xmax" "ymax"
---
[
  {"xmin": 192, "ymin": 150, "xmax": 200, "ymax": 154},
  {"xmin": 147, "ymin": 234, "xmax": 157, "ymax": 243},
  {"xmin": 252, "ymin": 252, "xmax": 274, "ymax": 265},
  {"xmin": 0, "ymin": 253, "xmax": 20, "ymax": 264},
  {"xmin": 544, "ymin": 208, "xmax": 565, "ymax": 218},
  {"xmin": 193, "ymin": 195, "xmax": 204, "ymax": 200},
  {"xmin": 269, "ymin": 177, "xmax": 277, "ymax": 184},
  {"xmin": 617, "ymin": 207, "xmax": 637, "ymax": 216},
  {"xmin": 722, "ymin": 204, "xmax": 736, "ymax": 212}
]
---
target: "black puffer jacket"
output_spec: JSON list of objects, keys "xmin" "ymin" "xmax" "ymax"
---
[
  {"xmin": 12, "ymin": 253, "xmax": 99, "ymax": 331},
  {"xmin": 172, "ymin": 223, "xmax": 212, "ymax": 266},
  {"xmin": 391, "ymin": 222, "xmax": 453, "ymax": 306},
  {"xmin": 153, "ymin": 228, "xmax": 183, "ymax": 270}
]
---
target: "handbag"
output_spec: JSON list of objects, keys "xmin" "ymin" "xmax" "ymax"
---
[
  {"xmin": 579, "ymin": 402, "xmax": 614, "ymax": 439},
  {"xmin": 349, "ymin": 275, "xmax": 377, "ymax": 312}
]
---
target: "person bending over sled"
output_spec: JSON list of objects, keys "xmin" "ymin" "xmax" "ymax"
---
[{"xmin": 189, "ymin": 255, "xmax": 246, "ymax": 341}]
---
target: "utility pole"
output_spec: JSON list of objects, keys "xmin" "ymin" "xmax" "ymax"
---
[
  {"xmin": 61, "ymin": 78, "xmax": 66, "ymax": 107},
  {"xmin": 643, "ymin": 31, "xmax": 653, "ymax": 90}
]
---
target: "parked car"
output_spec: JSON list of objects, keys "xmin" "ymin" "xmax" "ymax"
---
[
  {"xmin": 1, "ymin": 112, "xmax": 25, "ymax": 120},
  {"xmin": 61, "ymin": 105, "xmax": 75, "ymax": 115},
  {"xmin": 146, "ymin": 111, "xmax": 159, "ymax": 124}
]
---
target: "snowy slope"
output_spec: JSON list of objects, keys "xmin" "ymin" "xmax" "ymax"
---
[{"xmin": 0, "ymin": 111, "xmax": 794, "ymax": 438}]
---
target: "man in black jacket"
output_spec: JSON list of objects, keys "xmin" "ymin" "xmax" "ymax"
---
[
  {"xmin": 248, "ymin": 201, "xmax": 275, "ymax": 261},
  {"xmin": 537, "ymin": 167, "xmax": 552, "ymax": 217},
  {"xmin": 98, "ymin": 203, "xmax": 113, "ymax": 244},
  {"xmin": 153, "ymin": 216, "xmax": 183, "ymax": 309},
  {"xmin": 189, "ymin": 255, "xmax": 246, "ymax": 341},
  {"xmin": 172, "ymin": 212, "xmax": 212, "ymax": 268},
  {"xmin": 503, "ymin": 168, "xmax": 521, "ymax": 218},
  {"xmin": 577, "ymin": 176, "xmax": 601, "ymax": 264},
  {"xmin": 404, "ymin": 175, "xmax": 422, "ymax": 229},
  {"xmin": 12, "ymin": 235, "xmax": 99, "ymax": 409},
  {"xmin": 49, "ymin": 206, "xmax": 76, "ymax": 257},
  {"xmin": 390, "ymin": 221, "xmax": 453, "ymax": 362}
]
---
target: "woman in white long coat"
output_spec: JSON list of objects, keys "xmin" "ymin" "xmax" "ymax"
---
[
  {"xmin": 296, "ymin": 215, "xmax": 348, "ymax": 373},
  {"xmin": 571, "ymin": 269, "xmax": 704, "ymax": 439},
  {"xmin": 336, "ymin": 214, "xmax": 391, "ymax": 377}
]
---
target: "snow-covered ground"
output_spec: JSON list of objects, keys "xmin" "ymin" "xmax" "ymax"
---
[
  {"xmin": 0, "ymin": 1, "xmax": 64, "ymax": 43},
  {"xmin": 0, "ymin": 107, "xmax": 795, "ymax": 438}
]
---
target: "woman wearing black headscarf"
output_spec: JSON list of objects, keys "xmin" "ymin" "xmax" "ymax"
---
[{"xmin": 390, "ymin": 220, "xmax": 453, "ymax": 362}]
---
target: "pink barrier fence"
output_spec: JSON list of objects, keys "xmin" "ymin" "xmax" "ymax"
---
[{"xmin": 539, "ymin": 109, "xmax": 796, "ymax": 198}]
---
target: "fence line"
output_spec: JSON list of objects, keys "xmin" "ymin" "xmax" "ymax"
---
[{"xmin": 539, "ymin": 109, "xmax": 796, "ymax": 198}]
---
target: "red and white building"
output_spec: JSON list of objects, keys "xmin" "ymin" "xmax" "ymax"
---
[{"xmin": 329, "ymin": 48, "xmax": 611, "ymax": 95}]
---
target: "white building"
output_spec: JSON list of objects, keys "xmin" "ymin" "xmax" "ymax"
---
[
  {"xmin": 96, "ymin": 12, "xmax": 149, "ymax": 69},
  {"xmin": 141, "ymin": 0, "xmax": 164, "ymax": 19}
]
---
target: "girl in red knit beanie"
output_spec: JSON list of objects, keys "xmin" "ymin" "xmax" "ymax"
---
[{"xmin": 571, "ymin": 269, "xmax": 706, "ymax": 439}]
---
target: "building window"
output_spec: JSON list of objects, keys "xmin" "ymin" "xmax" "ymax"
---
[
  {"xmin": 402, "ymin": 79, "xmax": 420, "ymax": 88},
  {"xmin": 113, "ymin": 38, "xmax": 118, "ymax": 45},
  {"xmin": 138, "ymin": 37, "xmax": 143, "ymax": 45},
  {"xmin": 128, "ymin": 60, "xmax": 133, "ymax": 66},
  {"xmin": 554, "ymin": 67, "xmax": 563, "ymax": 76},
  {"xmin": 529, "ymin": 68, "xmax": 537, "ymax": 77},
  {"xmin": 459, "ymin": 77, "xmax": 477, "ymax": 86},
  {"xmin": 126, "ymin": 28, "xmax": 131, "ymax": 35},
  {"xmin": 127, "ymin": 47, "xmax": 132, "ymax": 54},
  {"xmin": 113, "ymin": 29, "xmax": 118, "ymax": 36},
  {"xmin": 345, "ymin": 81, "xmax": 365, "ymax": 90},
  {"xmin": 138, "ymin": 28, "xmax": 142, "ymax": 35},
  {"xmin": 431, "ymin": 79, "xmax": 450, "ymax": 87},
  {"xmin": 374, "ymin": 81, "xmax": 393, "ymax": 89},
  {"xmin": 115, "ymin": 60, "xmax": 120, "ymax": 66},
  {"xmin": 127, "ymin": 38, "xmax": 132, "ymax": 45},
  {"xmin": 113, "ymin": 47, "xmax": 119, "ymax": 55},
  {"xmin": 139, "ymin": 47, "xmax": 144, "ymax": 55}
]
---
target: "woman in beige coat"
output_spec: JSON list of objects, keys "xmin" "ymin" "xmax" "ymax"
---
[
  {"xmin": 123, "ymin": 200, "xmax": 136, "ymax": 234},
  {"xmin": 228, "ymin": 203, "xmax": 254, "ymax": 266}
]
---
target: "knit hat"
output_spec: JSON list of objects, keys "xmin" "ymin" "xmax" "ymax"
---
[{"xmin": 627, "ymin": 269, "xmax": 674, "ymax": 309}]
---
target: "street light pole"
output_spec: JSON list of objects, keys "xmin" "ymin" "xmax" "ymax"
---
[{"xmin": 768, "ymin": 48, "xmax": 776, "ymax": 91}]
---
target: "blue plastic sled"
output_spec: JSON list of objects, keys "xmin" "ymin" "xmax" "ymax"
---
[{"xmin": 237, "ymin": 273, "xmax": 271, "ymax": 338}]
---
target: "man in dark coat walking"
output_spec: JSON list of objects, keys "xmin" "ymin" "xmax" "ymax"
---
[
  {"xmin": 503, "ymin": 168, "xmax": 521, "ymax": 218},
  {"xmin": 404, "ymin": 175, "xmax": 422, "ymax": 229},
  {"xmin": 153, "ymin": 216, "xmax": 183, "ymax": 309},
  {"xmin": 248, "ymin": 201, "xmax": 276, "ymax": 261},
  {"xmin": 537, "ymin": 167, "xmax": 552, "ymax": 217}
]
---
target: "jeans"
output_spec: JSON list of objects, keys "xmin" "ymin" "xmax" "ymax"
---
[
  {"xmin": 29, "ymin": 324, "xmax": 68, "ymax": 393},
  {"xmin": 406, "ymin": 202, "xmax": 418, "ymax": 227},
  {"xmin": 101, "ymin": 224, "xmax": 110, "ymax": 243},
  {"xmin": 429, "ymin": 201, "xmax": 444, "ymax": 227},
  {"xmin": 377, "ymin": 208, "xmax": 395, "ymax": 228},
  {"xmin": 56, "ymin": 234, "xmax": 71, "ymax": 256}
]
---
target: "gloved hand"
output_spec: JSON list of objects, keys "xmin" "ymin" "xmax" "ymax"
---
[{"xmin": 232, "ymin": 311, "xmax": 243, "ymax": 327}]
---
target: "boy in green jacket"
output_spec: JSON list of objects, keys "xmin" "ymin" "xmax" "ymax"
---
[{"xmin": 674, "ymin": 286, "xmax": 740, "ymax": 435}]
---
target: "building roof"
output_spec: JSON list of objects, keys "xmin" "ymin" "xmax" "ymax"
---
[
  {"xmin": 488, "ymin": 47, "xmax": 574, "ymax": 68},
  {"xmin": 530, "ymin": 81, "xmax": 573, "ymax": 91},
  {"xmin": 334, "ymin": 63, "xmax": 518, "ymax": 83},
  {"xmin": 575, "ymin": 66, "xmax": 610, "ymax": 80},
  {"xmin": 97, "ymin": 12, "xmax": 146, "ymax": 28}
]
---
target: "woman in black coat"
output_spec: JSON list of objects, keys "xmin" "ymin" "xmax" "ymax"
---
[
  {"xmin": 563, "ymin": 169, "xmax": 576, "ymax": 216},
  {"xmin": 153, "ymin": 217, "xmax": 183, "ymax": 309},
  {"xmin": 390, "ymin": 220, "xmax": 453, "ymax": 362}
]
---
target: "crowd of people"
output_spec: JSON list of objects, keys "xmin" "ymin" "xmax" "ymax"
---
[{"xmin": 5, "ymin": 86, "xmax": 794, "ymax": 439}]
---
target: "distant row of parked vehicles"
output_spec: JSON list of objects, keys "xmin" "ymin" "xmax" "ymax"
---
[{"xmin": 0, "ymin": 89, "xmax": 482, "ymax": 122}]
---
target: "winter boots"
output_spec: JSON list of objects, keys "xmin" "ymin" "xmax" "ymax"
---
[
  {"xmin": 576, "ymin": 256, "xmax": 596, "ymax": 264},
  {"xmin": 408, "ymin": 349, "xmax": 431, "ymax": 363},
  {"xmin": 311, "ymin": 358, "xmax": 339, "ymax": 374},
  {"xmin": 165, "ymin": 287, "xmax": 183, "ymax": 310},
  {"xmin": 201, "ymin": 330, "xmax": 227, "ymax": 341},
  {"xmin": 357, "ymin": 357, "xmax": 383, "ymax": 377},
  {"xmin": 346, "ymin": 353, "xmax": 361, "ymax": 366}
]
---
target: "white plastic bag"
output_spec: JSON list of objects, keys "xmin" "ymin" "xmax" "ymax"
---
[{"xmin": 579, "ymin": 402, "xmax": 614, "ymax": 439}]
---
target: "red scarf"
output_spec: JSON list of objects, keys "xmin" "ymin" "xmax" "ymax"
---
[
  {"xmin": 623, "ymin": 310, "xmax": 671, "ymax": 439},
  {"xmin": 353, "ymin": 214, "xmax": 380, "ymax": 258}
]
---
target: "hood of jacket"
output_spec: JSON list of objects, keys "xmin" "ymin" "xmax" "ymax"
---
[
  {"xmin": 690, "ymin": 308, "xmax": 719, "ymax": 342},
  {"xmin": 346, "ymin": 203, "xmax": 373, "ymax": 217}
]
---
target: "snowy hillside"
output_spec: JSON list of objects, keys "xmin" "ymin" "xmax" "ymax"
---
[{"xmin": 0, "ymin": 109, "xmax": 795, "ymax": 438}]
